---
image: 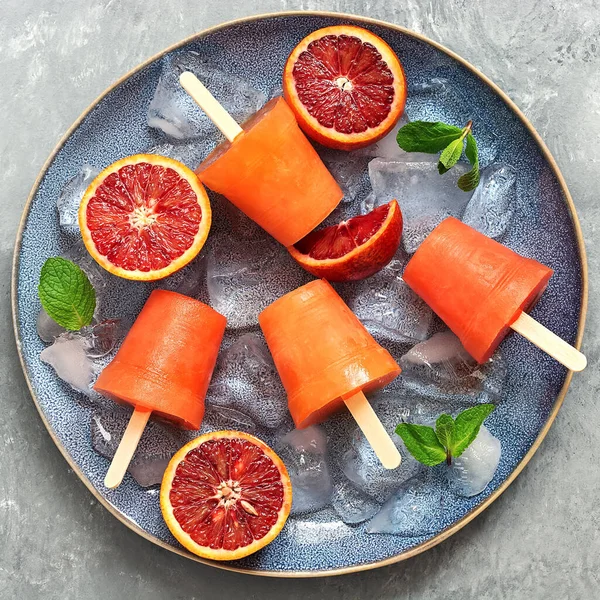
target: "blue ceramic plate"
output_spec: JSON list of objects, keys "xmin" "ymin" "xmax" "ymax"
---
[{"xmin": 12, "ymin": 12, "xmax": 586, "ymax": 577}]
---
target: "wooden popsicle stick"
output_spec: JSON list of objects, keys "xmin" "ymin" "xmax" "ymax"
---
[
  {"xmin": 510, "ymin": 311, "xmax": 587, "ymax": 372},
  {"xmin": 179, "ymin": 71, "xmax": 243, "ymax": 143},
  {"xmin": 104, "ymin": 407, "xmax": 152, "ymax": 489},
  {"xmin": 343, "ymin": 391, "xmax": 402, "ymax": 470}
]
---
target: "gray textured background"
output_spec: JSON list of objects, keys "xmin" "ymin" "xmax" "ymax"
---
[{"xmin": 1, "ymin": 1, "xmax": 598, "ymax": 598}]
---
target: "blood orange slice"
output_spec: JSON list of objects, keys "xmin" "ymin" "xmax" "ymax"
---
[
  {"xmin": 160, "ymin": 431, "xmax": 292, "ymax": 561},
  {"xmin": 283, "ymin": 25, "xmax": 407, "ymax": 151},
  {"xmin": 79, "ymin": 154, "xmax": 211, "ymax": 281},
  {"xmin": 288, "ymin": 200, "xmax": 402, "ymax": 281}
]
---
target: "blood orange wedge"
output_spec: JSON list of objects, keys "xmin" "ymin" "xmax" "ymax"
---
[
  {"xmin": 288, "ymin": 200, "xmax": 402, "ymax": 282},
  {"xmin": 79, "ymin": 154, "xmax": 211, "ymax": 281},
  {"xmin": 160, "ymin": 431, "xmax": 292, "ymax": 561},
  {"xmin": 283, "ymin": 25, "xmax": 407, "ymax": 151}
]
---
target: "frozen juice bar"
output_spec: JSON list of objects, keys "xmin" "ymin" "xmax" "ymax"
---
[
  {"xmin": 259, "ymin": 279, "xmax": 401, "ymax": 429},
  {"xmin": 403, "ymin": 217, "xmax": 553, "ymax": 364},
  {"xmin": 95, "ymin": 289, "xmax": 226, "ymax": 430},
  {"xmin": 196, "ymin": 97, "xmax": 343, "ymax": 246}
]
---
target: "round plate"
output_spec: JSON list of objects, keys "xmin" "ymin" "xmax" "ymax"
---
[{"xmin": 12, "ymin": 12, "xmax": 587, "ymax": 577}]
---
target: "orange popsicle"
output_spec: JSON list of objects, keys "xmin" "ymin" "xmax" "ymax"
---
[
  {"xmin": 259, "ymin": 279, "xmax": 400, "ymax": 429},
  {"xmin": 196, "ymin": 97, "xmax": 343, "ymax": 246},
  {"xmin": 95, "ymin": 289, "xmax": 226, "ymax": 430},
  {"xmin": 403, "ymin": 217, "xmax": 553, "ymax": 364}
]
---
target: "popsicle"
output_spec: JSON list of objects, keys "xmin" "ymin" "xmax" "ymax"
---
[
  {"xmin": 95, "ymin": 289, "xmax": 227, "ymax": 488},
  {"xmin": 179, "ymin": 72, "xmax": 343, "ymax": 246},
  {"xmin": 259, "ymin": 279, "xmax": 402, "ymax": 469},
  {"xmin": 403, "ymin": 217, "xmax": 586, "ymax": 370}
]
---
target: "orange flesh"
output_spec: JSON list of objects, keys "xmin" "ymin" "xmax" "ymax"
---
[
  {"xmin": 169, "ymin": 437, "xmax": 285, "ymax": 551},
  {"xmin": 85, "ymin": 162, "xmax": 202, "ymax": 272},
  {"xmin": 259, "ymin": 279, "xmax": 400, "ymax": 428},
  {"xmin": 403, "ymin": 217, "xmax": 554, "ymax": 364},
  {"xmin": 294, "ymin": 203, "xmax": 391, "ymax": 259},
  {"xmin": 292, "ymin": 34, "xmax": 395, "ymax": 134},
  {"xmin": 197, "ymin": 97, "xmax": 343, "ymax": 246},
  {"xmin": 94, "ymin": 290, "xmax": 226, "ymax": 429}
]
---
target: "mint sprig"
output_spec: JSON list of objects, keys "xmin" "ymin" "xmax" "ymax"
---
[
  {"xmin": 395, "ymin": 404, "xmax": 495, "ymax": 467},
  {"xmin": 396, "ymin": 121, "xmax": 463, "ymax": 153},
  {"xmin": 396, "ymin": 120, "xmax": 481, "ymax": 191},
  {"xmin": 458, "ymin": 133, "xmax": 480, "ymax": 191},
  {"xmin": 38, "ymin": 257, "xmax": 96, "ymax": 331},
  {"xmin": 394, "ymin": 423, "xmax": 447, "ymax": 466}
]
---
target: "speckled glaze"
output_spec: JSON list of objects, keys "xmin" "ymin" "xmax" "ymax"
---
[{"xmin": 12, "ymin": 13, "xmax": 586, "ymax": 576}]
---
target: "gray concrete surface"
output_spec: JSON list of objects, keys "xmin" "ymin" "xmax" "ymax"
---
[{"xmin": 1, "ymin": 1, "xmax": 599, "ymax": 598}]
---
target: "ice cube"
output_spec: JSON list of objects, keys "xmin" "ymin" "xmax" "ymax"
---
[
  {"xmin": 91, "ymin": 410, "xmax": 183, "ymax": 487},
  {"xmin": 408, "ymin": 78, "xmax": 448, "ymax": 95},
  {"xmin": 331, "ymin": 479, "xmax": 380, "ymax": 524},
  {"xmin": 56, "ymin": 165, "xmax": 99, "ymax": 234},
  {"xmin": 220, "ymin": 200, "xmax": 264, "ymax": 241},
  {"xmin": 354, "ymin": 114, "xmax": 408, "ymax": 159},
  {"xmin": 400, "ymin": 331, "xmax": 506, "ymax": 402},
  {"xmin": 206, "ymin": 234, "xmax": 310, "ymax": 329},
  {"xmin": 447, "ymin": 425, "xmax": 500, "ymax": 497},
  {"xmin": 354, "ymin": 113, "xmax": 433, "ymax": 162},
  {"xmin": 358, "ymin": 191, "xmax": 377, "ymax": 215},
  {"xmin": 373, "ymin": 389, "xmax": 444, "ymax": 428},
  {"xmin": 320, "ymin": 149, "xmax": 370, "ymax": 201},
  {"xmin": 40, "ymin": 334, "xmax": 97, "ymax": 395},
  {"xmin": 268, "ymin": 85, "xmax": 283, "ymax": 100},
  {"xmin": 158, "ymin": 254, "xmax": 208, "ymax": 301},
  {"xmin": 368, "ymin": 159, "xmax": 474, "ymax": 253},
  {"xmin": 62, "ymin": 239, "xmax": 111, "ymax": 303},
  {"xmin": 207, "ymin": 333, "xmax": 288, "ymax": 429},
  {"xmin": 339, "ymin": 395, "xmax": 423, "ymax": 503},
  {"xmin": 276, "ymin": 426, "xmax": 333, "ymax": 515},
  {"xmin": 147, "ymin": 51, "xmax": 267, "ymax": 141},
  {"xmin": 367, "ymin": 472, "xmax": 444, "ymax": 536},
  {"xmin": 338, "ymin": 257, "xmax": 433, "ymax": 344},
  {"xmin": 203, "ymin": 405, "xmax": 257, "ymax": 434},
  {"xmin": 37, "ymin": 308, "xmax": 66, "ymax": 343},
  {"xmin": 462, "ymin": 164, "xmax": 517, "ymax": 239},
  {"xmin": 79, "ymin": 320, "xmax": 122, "ymax": 358},
  {"xmin": 148, "ymin": 142, "xmax": 207, "ymax": 171},
  {"xmin": 406, "ymin": 77, "xmax": 499, "ymax": 166}
]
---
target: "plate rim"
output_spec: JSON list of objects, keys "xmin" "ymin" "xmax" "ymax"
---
[{"xmin": 11, "ymin": 10, "xmax": 588, "ymax": 578}]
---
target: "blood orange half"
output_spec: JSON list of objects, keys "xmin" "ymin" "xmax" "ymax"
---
[
  {"xmin": 288, "ymin": 200, "xmax": 402, "ymax": 281},
  {"xmin": 79, "ymin": 154, "xmax": 211, "ymax": 281},
  {"xmin": 160, "ymin": 431, "xmax": 292, "ymax": 561},
  {"xmin": 283, "ymin": 25, "xmax": 407, "ymax": 151}
]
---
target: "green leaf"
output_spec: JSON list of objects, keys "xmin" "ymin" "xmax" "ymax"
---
[
  {"xmin": 395, "ymin": 423, "xmax": 447, "ymax": 466},
  {"xmin": 451, "ymin": 404, "xmax": 495, "ymax": 458},
  {"xmin": 396, "ymin": 121, "xmax": 463, "ymax": 153},
  {"xmin": 38, "ymin": 257, "xmax": 96, "ymax": 330},
  {"xmin": 438, "ymin": 137, "xmax": 465, "ymax": 171},
  {"xmin": 438, "ymin": 161, "xmax": 450, "ymax": 175},
  {"xmin": 435, "ymin": 414, "xmax": 455, "ymax": 451},
  {"xmin": 457, "ymin": 133, "xmax": 480, "ymax": 191}
]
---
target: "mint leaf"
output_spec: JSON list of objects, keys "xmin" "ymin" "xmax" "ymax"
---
[
  {"xmin": 397, "ymin": 121, "xmax": 463, "ymax": 153},
  {"xmin": 38, "ymin": 257, "xmax": 96, "ymax": 330},
  {"xmin": 435, "ymin": 414, "xmax": 455, "ymax": 452},
  {"xmin": 457, "ymin": 133, "xmax": 480, "ymax": 191},
  {"xmin": 451, "ymin": 404, "xmax": 495, "ymax": 458},
  {"xmin": 438, "ymin": 136, "xmax": 465, "ymax": 175},
  {"xmin": 395, "ymin": 423, "xmax": 447, "ymax": 466},
  {"xmin": 397, "ymin": 120, "xmax": 481, "ymax": 191}
]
